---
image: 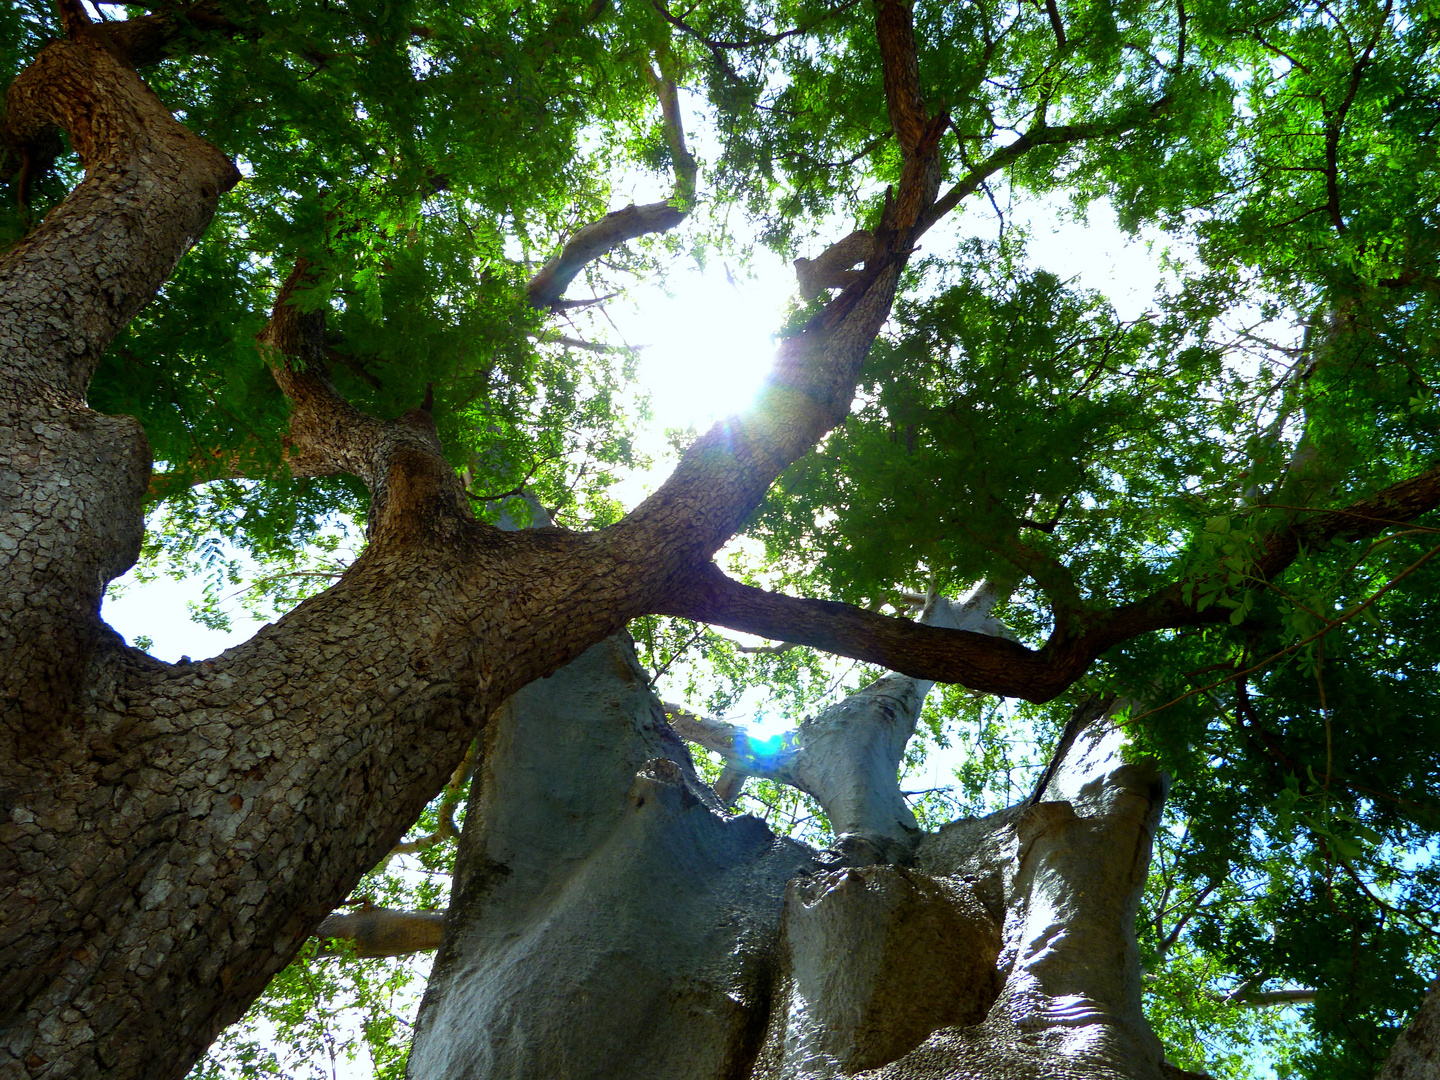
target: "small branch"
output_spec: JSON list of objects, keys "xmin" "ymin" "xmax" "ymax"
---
[
  {"xmin": 1321, "ymin": 0, "xmax": 1391, "ymax": 235},
  {"xmin": 916, "ymin": 98, "xmax": 1171, "ymax": 240},
  {"xmin": 1147, "ymin": 975, "xmax": 1317, "ymax": 1009},
  {"xmin": 650, "ymin": 0, "xmax": 860, "ymax": 51},
  {"xmin": 528, "ymin": 333, "xmax": 639, "ymax": 355},
  {"xmin": 387, "ymin": 739, "xmax": 479, "ymax": 857},
  {"xmin": 736, "ymin": 640, "xmax": 799, "ymax": 655},
  {"xmin": 1174, "ymin": 0, "xmax": 1187, "ymax": 71},
  {"xmin": 1242, "ymin": 988, "xmax": 1318, "ymax": 1007},
  {"xmin": 662, "ymin": 703, "xmax": 776, "ymax": 770}
]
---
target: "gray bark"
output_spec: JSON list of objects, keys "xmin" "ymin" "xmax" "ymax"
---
[
  {"xmin": 408, "ymin": 635, "xmax": 816, "ymax": 1080},
  {"xmin": 406, "ymin": 628, "xmax": 1172, "ymax": 1080},
  {"xmin": 669, "ymin": 584, "xmax": 1009, "ymax": 863}
]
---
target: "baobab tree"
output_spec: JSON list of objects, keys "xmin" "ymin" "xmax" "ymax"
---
[{"xmin": 3, "ymin": 0, "xmax": 1440, "ymax": 1077}]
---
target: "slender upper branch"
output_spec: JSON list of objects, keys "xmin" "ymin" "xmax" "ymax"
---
[
  {"xmin": 916, "ymin": 100, "xmax": 1171, "ymax": 239},
  {"xmin": 525, "ymin": 69, "xmax": 698, "ymax": 310}
]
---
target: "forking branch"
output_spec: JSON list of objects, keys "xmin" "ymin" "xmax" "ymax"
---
[{"xmin": 667, "ymin": 583, "xmax": 1011, "ymax": 862}]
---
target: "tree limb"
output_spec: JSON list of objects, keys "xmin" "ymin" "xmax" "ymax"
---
[
  {"xmin": 316, "ymin": 904, "xmax": 445, "ymax": 959},
  {"xmin": 525, "ymin": 68, "xmax": 698, "ymax": 310},
  {"xmin": 607, "ymin": 0, "xmax": 947, "ymax": 573},
  {"xmin": 915, "ymin": 99, "xmax": 1172, "ymax": 240},
  {"xmin": 385, "ymin": 739, "xmax": 478, "ymax": 858},
  {"xmin": 657, "ymin": 462, "xmax": 1440, "ymax": 701},
  {"xmin": 666, "ymin": 586, "xmax": 1008, "ymax": 855},
  {"xmin": 257, "ymin": 261, "xmax": 473, "ymax": 546}
]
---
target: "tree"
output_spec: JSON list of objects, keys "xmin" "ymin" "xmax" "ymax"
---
[{"xmin": 2, "ymin": 0, "xmax": 1439, "ymax": 1075}]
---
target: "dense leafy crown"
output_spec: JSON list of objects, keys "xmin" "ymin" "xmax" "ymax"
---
[{"xmin": 5, "ymin": 0, "xmax": 1440, "ymax": 1073}]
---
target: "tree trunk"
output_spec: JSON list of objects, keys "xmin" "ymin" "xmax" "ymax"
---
[
  {"xmin": 407, "ymin": 636, "xmax": 1172, "ymax": 1080},
  {"xmin": 1377, "ymin": 977, "xmax": 1440, "ymax": 1080},
  {"xmin": 0, "ymin": 11, "xmax": 944, "ymax": 1076}
]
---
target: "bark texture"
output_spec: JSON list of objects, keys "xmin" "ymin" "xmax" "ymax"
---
[
  {"xmin": 405, "ymin": 629, "xmax": 1172, "ymax": 1080},
  {"xmin": 1377, "ymin": 978, "xmax": 1440, "ymax": 1080},
  {"xmin": 0, "ymin": 7, "xmax": 944, "ymax": 1074}
]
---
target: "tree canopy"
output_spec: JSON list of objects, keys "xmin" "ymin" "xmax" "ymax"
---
[{"xmin": 3, "ymin": 0, "xmax": 1440, "ymax": 1075}]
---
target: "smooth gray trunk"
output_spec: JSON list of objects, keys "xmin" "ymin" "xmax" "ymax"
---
[{"xmin": 407, "ymin": 635, "xmax": 1171, "ymax": 1080}]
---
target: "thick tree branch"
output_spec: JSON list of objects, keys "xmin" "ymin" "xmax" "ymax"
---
[
  {"xmin": 97, "ymin": 1, "xmax": 246, "ymax": 68},
  {"xmin": 0, "ymin": 2, "xmax": 244, "ymax": 190},
  {"xmin": 0, "ymin": 32, "xmax": 239, "ymax": 399},
  {"xmin": 257, "ymin": 262, "xmax": 472, "ymax": 546},
  {"xmin": 525, "ymin": 69, "xmax": 698, "ymax": 310},
  {"xmin": 658, "ymin": 462, "xmax": 1440, "ymax": 700},
  {"xmin": 0, "ymin": 25, "xmax": 238, "ymax": 743},
  {"xmin": 873, "ymin": 0, "xmax": 932, "ymax": 155}
]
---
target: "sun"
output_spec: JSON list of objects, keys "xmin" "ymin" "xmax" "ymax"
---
[{"xmin": 624, "ymin": 260, "xmax": 791, "ymax": 430}]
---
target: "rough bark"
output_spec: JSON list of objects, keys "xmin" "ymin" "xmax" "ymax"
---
[
  {"xmin": 0, "ymin": 6, "xmax": 948, "ymax": 1074},
  {"xmin": 1377, "ymin": 977, "xmax": 1440, "ymax": 1080},
  {"xmin": 405, "ymin": 626, "xmax": 1172, "ymax": 1080}
]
